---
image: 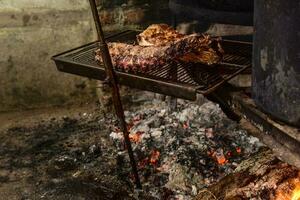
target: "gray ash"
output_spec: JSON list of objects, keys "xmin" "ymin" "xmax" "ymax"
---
[{"xmin": 109, "ymin": 99, "xmax": 264, "ymax": 199}]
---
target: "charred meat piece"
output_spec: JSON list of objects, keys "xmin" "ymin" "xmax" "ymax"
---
[
  {"xmin": 137, "ymin": 24, "xmax": 224, "ymax": 65},
  {"xmin": 95, "ymin": 24, "xmax": 224, "ymax": 72},
  {"xmin": 96, "ymin": 35, "xmax": 206, "ymax": 72},
  {"xmin": 96, "ymin": 43, "xmax": 168, "ymax": 72},
  {"xmin": 137, "ymin": 24, "xmax": 184, "ymax": 46},
  {"xmin": 178, "ymin": 34, "xmax": 224, "ymax": 65}
]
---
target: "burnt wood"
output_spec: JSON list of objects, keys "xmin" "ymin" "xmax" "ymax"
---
[{"xmin": 195, "ymin": 149, "xmax": 300, "ymax": 200}]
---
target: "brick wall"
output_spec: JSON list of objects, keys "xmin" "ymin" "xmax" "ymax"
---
[{"xmin": 95, "ymin": 0, "xmax": 170, "ymax": 32}]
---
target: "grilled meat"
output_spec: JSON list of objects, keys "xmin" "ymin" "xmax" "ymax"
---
[
  {"xmin": 96, "ymin": 43, "xmax": 168, "ymax": 72},
  {"xmin": 137, "ymin": 24, "xmax": 224, "ymax": 65},
  {"xmin": 96, "ymin": 34, "xmax": 205, "ymax": 72},
  {"xmin": 95, "ymin": 24, "xmax": 224, "ymax": 72},
  {"xmin": 178, "ymin": 34, "xmax": 224, "ymax": 65},
  {"xmin": 137, "ymin": 24, "xmax": 184, "ymax": 46}
]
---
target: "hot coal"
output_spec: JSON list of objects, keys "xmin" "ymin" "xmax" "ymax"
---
[
  {"xmin": 0, "ymin": 93, "xmax": 264, "ymax": 200},
  {"xmin": 109, "ymin": 99, "xmax": 264, "ymax": 199}
]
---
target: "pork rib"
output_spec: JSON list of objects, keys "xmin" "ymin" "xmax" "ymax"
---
[{"xmin": 96, "ymin": 34, "xmax": 205, "ymax": 72}]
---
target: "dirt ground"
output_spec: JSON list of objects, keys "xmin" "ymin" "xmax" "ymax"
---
[
  {"xmin": 0, "ymin": 92, "xmax": 266, "ymax": 200},
  {"xmin": 0, "ymin": 101, "xmax": 141, "ymax": 200}
]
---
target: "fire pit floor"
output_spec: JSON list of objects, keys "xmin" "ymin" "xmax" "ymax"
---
[{"xmin": 0, "ymin": 92, "xmax": 297, "ymax": 200}]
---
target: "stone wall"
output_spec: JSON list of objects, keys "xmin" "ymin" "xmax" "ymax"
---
[
  {"xmin": 0, "ymin": 0, "xmax": 98, "ymax": 111},
  {"xmin": 96, "ymin": 0, "xmax": 170, "ymax": 31},
  {"xmin": 0, "ymin": 0, "xmax": 169, "ymax": 112}
]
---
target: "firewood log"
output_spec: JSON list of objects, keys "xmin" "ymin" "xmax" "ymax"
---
[{"xmin": 195, "ymin": 148, "xmax": 300, "ymax": 200}]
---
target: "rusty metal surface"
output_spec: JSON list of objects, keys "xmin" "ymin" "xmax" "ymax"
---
[
  {"xmin": 88, "ymin": 0, "xmax": 141, "ymax": 189},
  {"xmin": 253, "ymin": 0, "xmax": 300, "ymax": 127},
  {"xmin": 205, "ymin": 82, "xmax": 300, "ymax": 168},
  {"xmin": 53, "ymin": 31, "xmax": 251, "ymax": 100},
  {"xmin": 232, "ymin": 92, "xmax": 300, "ymax": 168}
]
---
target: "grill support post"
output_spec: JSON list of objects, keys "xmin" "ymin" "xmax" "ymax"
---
[{"xmin": 88, "ymin": 0, "xmax": 142, "ymax": 189}]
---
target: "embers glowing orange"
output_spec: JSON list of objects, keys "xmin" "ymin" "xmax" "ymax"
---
[
  {"xmin": 211, "ymin": 150, "xmax": 228, "ymax": 165},
  {"xmin": 292, "ymin": 184, "xmax": 300, "ymax": 200},
  {"xmin": 150, "ymin": 150, "xmax": 160, "ymax": 165},
  {"xmin": 216, "ymin": 154, "xmax": 227, "ymax": 165},
  {"xmin": 129, "ymin": 131, "xmax": 143, "ymax": 143},
  {"xmin": 236, "ymin": 147, "xmax": 242, "ymax": 154},
  {"xmin": 275, "ymin": 175, "xmax": 300, "ymax": 200}
]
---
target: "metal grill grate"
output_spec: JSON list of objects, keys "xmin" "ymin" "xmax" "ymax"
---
[{"xmin": 53, "ymin": 30, "xmax": 252, "ymax": 100}]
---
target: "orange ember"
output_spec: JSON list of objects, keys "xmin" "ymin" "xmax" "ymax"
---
[
  {"xmin": 211, "ymin": 150, "xmax": 228, "ymax": 165},
  {"xmin": 150, "ymin": 150, "xmax": 160, "ymax": 165},
  {"xmin": 129, "ymin": 131, "xmax": 143, "ymax": 143},
  {"xmin": 275, "ymin": 173, "xmax": 300, "ymax": 200},
  {"xmin": 216, "ymin": 154, "xmax": 227, "ymax": 165},
  {"xmin": 138, "ymin": 150, "xmax": 161, "ymax": 169},
  {"xmin": 236, "ymin": 147, "xmax": 242, "ymax": 154},
  {"xmin": 292, "ymin": 184, "xmax": 300, "ymax": 200}
]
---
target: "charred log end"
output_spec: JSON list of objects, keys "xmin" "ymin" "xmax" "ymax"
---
[{"xmin": 194, "ymin": 149, "xmax": 300, "ymax": 200}]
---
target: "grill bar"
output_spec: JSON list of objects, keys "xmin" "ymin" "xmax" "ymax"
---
[{"xmin": 52, "ymin": 30, "xmax": 252, "ymax": 100}]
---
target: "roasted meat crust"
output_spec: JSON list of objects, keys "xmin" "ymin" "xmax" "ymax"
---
[
  {"xmin": 95, "ymin": 24, "xmax": 224, "ymax": 72},
  {"xmin": 96, "ymin": 34, "xmax": 206, "ymax": 72},
  {"xmin": 137, "ymin": 24, "xmax": 184, "ymax": 46},
  {"xmin": 137, "ymin": 24, "xmax": 223, "ymax": 65},
  {"xmin": 178, "ymin": 34, "xmax": 224, "ymax": 65}
]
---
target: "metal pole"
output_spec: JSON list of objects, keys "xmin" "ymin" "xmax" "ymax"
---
[{"xmin": 88, "ymin": 0, "xmax": 142, "ymax": 189}]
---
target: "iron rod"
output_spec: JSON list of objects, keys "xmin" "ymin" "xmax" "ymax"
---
[{"xmin": 88, "ymin": 0, "xmax": 142, "ymax": 189}]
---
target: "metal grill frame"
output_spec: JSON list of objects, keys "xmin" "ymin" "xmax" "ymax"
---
[{"xmin": 52, "ymin": 30, "xmax": 252, "ymax": 100}]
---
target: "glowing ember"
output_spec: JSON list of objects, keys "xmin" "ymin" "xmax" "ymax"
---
[
  {"xmin": 275, "ymin": 173, "xmax": 300, "ymax": 200},
  {"xmin": 236, "ymin": 147, "xmax": 242, "ymax": 154},
  {"xmin": 150, "ymin": 150, "xmax": 160, "ymax": 166},
  {"xmin": 137, "ymin": 150, "xmax": 161, "ymax": 169},
  {"xmin": 215, "ymin": 154, "xmax": 227, "ymax": 165},
  {"xmin": 292, "ymin": 184, "xmax": 300, "ymax": 200},
  {"xmin": 109, "ymin": 100, "xmax": 264, "ymax": 199},
  {"xmin": 129, "ymin": 131, "xmax": 143, "ymax": 143},
  {"xmin": 210, "ymin": 149, "xmax": 228, "ymax": 165}
]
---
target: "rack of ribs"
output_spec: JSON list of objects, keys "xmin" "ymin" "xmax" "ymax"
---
[{"xmin": 95, "ymin": 24, "xmax": 223, "ymax": 72}]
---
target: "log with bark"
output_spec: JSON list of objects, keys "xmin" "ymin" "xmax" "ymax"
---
[{"xmin": 195, "ymin": 148, "xmax": 300, "ymax": 200}]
